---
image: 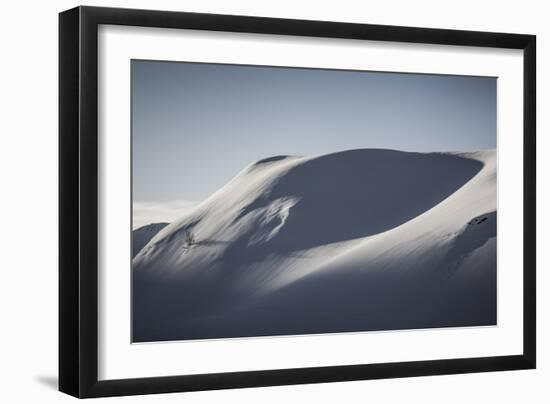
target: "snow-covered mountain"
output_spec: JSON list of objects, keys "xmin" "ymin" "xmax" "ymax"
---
[
  {"xmin": 132, "ymin": 222, "xmax": 169, "ymax": 258},
  {"xmin": 133, "ymin": 149, "xmax": 496, "ymax": 342}
]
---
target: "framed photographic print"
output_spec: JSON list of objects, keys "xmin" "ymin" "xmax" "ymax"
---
[{"xmin": 59, "ymin": 6, "xmax": 536, "ymax": 398}]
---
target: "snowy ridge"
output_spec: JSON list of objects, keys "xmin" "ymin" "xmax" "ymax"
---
[{"xmin": 133, "ymin": 149, "xmax": 496, "ymax": 342}]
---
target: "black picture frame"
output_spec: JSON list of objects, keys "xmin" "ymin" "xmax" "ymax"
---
[{"xmin": 59, "ymin": 5, "xmax": 536, "ymax": 398}]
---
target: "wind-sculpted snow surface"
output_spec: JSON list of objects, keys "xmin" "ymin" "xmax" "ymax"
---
[{"xmin": 132, "ymin": 149, "xmax": 496, "ymax": 342}]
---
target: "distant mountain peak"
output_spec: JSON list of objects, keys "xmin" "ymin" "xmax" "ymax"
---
[{"xmin": 132, "ymin": 222, "xmax": 169, "ymax": 258}]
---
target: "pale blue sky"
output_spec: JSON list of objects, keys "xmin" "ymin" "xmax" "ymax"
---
[{"xmin": 132, "ymin": 60, "xmax": 496, "ymax": 205}]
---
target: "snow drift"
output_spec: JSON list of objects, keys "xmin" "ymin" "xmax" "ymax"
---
[{"xmin": 132, "ymin": 149, "xmax": 496, "ymax": 342}]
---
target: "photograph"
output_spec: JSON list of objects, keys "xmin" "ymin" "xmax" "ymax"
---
[
  {"xmin": 55, "ymin": 4, "xmax": 538, "ymax": 398},
  {"xmin": 131, "ymin": 60, "xmax": 497, "ymax": 343}
]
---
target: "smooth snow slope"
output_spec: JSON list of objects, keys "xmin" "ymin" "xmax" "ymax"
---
[{"xmin": 133, "ymin": 149, "xmax": 496, "ymax": 342}]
